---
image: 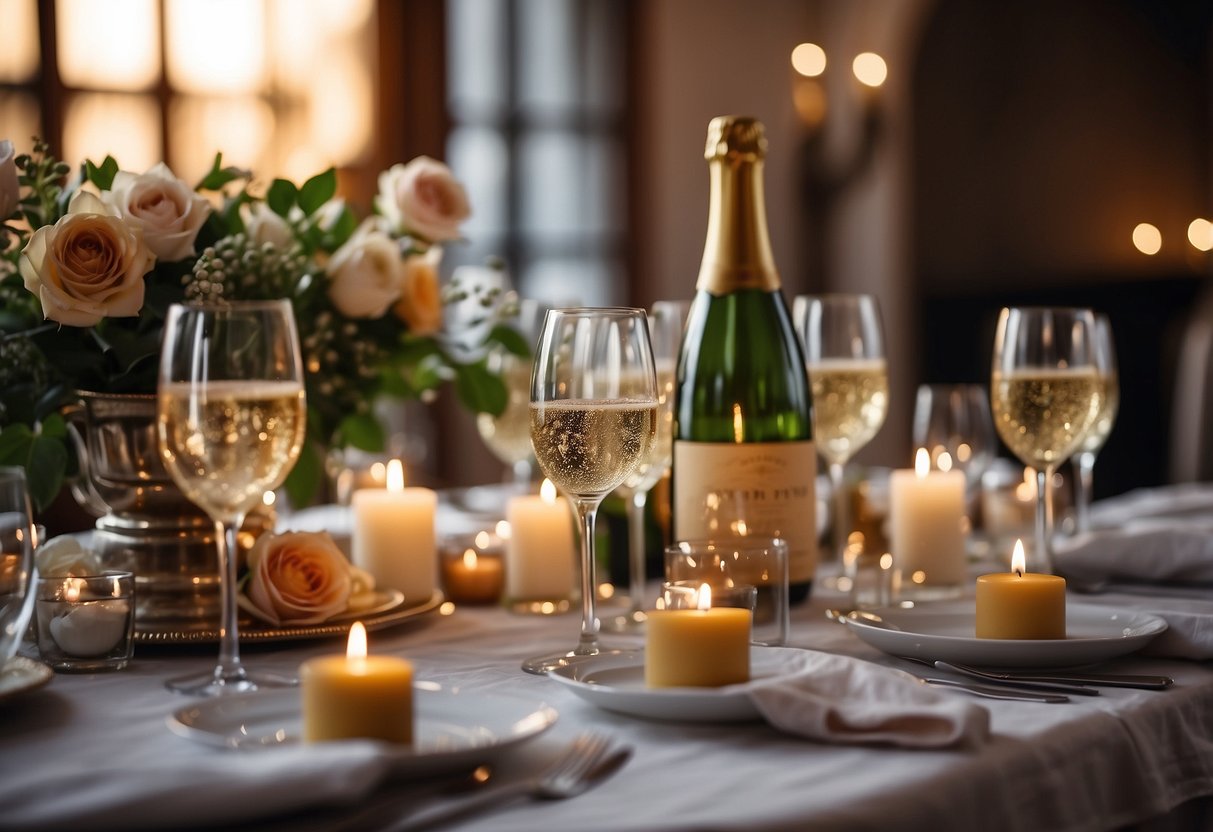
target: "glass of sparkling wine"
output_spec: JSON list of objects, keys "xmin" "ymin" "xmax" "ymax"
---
[
  {"xmin": 1071, "ymin": 314, "xmax": 1118, "ymax": 534},
  {"xmin": 523, "ymin": 308, "xmax": 658, "ymax": 674},
  {"xmin": 157, "ymin": 300, "xmax": 307, "ymax": 696},
  {"xmin": 607, "ymin": 299, "xmax": 691, "ymax": 632},
  {"xmin": 793, "ymin": 294, "xmax": 889, "ymax": 582},
  {"xmin": 991, "ymin": 307, "xmax": 1103, "ymax": 573}
]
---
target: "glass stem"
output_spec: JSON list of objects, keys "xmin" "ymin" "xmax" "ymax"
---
[
  {"xmin": 214, "ymin": 514, "xmax": 247, "ymax": 685},
  {"xmin": 1073, "ymin": 452, "xmax": 1096, "ymax": 535},
  {"xmin": 1033, "ymin": 467, "xmax": 1055, "ymax": 575},
  {"xmin": 627, "ymin": 489, "xmax": 650, "ymax": 613},
  {"xmin": 828, "ymin": 461, "xmax": 849, "ymax": 567},
  {"xmin": 573, "ymin": 496, "xmax": 603, "ymax": 655}
]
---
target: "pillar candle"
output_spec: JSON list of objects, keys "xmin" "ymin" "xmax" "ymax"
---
[
  {"xmin": 351, "ymin": 459, "xmax": 436, "ymax": 603},
  {"xmin": 301, "ymin": 622, "xmax": 414, "ymax": 743},
  {"xmin": 975, "ymin": 539, "xmax": 1066, "ymax": 639},
  {"xmin": 888, "ymin": 448, "xmax": 968, "ymax": 586},
  {"xmin": 504, "ymin": 479, "xmax": 575, "ymax": 601},
  {"xmin": 645, "ymin": 584, "xmax": 751, "ymax": 688}
]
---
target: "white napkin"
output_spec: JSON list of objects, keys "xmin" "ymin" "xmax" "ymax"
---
[
  {"xmin": 1054, "ymin": 527, "xmax": 1213, "ymax": 588},
  {"xmin": 739, "ymin": 648, "xmax": 990, "ymax": 749}
]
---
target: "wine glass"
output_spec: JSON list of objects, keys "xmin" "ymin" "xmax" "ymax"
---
[
  {"xmin": 607, "ymin": 299, "xmax": 691, "ymax": 632},
  {"xmin": 157, "ymin": 300, "xmax": 307, "ymax": 696},
  {"xmin": 522, "ymin": 308, "xmax": 659, "ymax": 674},
  {"xmin": 0, "ymin": 468, "xmax": 37, "ymax": 667},
  {"xmin": 1071, "ymin": 314, "xmax": 1118, "ymax": 533},
  {"xmin": 912, "ymin": 383, "xmax": 997, "ymax": 495},
  {"xmin": 991, "ymin": 307, "xmax": 1103, "ymax": 573},
  {"xmin": 793, "ymin": 294, "xmax": 889, "ymax": 580}
]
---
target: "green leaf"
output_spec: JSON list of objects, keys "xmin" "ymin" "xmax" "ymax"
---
[
  {"xmin": 488, "ymin": 324, "xmax": 532, "ymax": 358},
  {"xmin": 0, "ymin": 425, "xmax": 68, "ymax": 511},
  {"xmin": 195, "ymin": 153, "xmax": 250, "ymax": 192},
  {"xmin": 323, "ymin": 204, "xmax": 358, "ymax": 249},
  {"xmin": 336, "ymin": 412, "xmax": 385, "ymax": 452},
  {"xmin": 454, "ymin": 361, "xmax": 508, "ymax": 416},
  {"xmin": 38, "ymin": 411, "xmax": 67, "ymax": 441},
  {"xmin": 298, "ymin": 168, "xmax": 337, "ymax": 216},
  {"xmin": 85, "ymin": 156, "xmax": 119, "ymax": 191},
  {"xmin": 283, "ymin": 440, "xmax": 324, "ymax": 509},
  {"xmin": 266, "ymin": 179, "xmax": 298, "ymax": 217}
]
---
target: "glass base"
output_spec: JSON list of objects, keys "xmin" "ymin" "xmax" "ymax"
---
[
  {"xmin": 520, "ymin": 644, "xmax": 641, "ymax": 676},
  {"xmin": 166, "ymin": 666, "xmax": 298, "ymax": 697},
  {"xmin": 601, "ymin": 607, "xmax": 647, "ymax": 634}
]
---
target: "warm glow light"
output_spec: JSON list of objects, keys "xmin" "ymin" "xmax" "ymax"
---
[
  {"xmin": 0, "ymin": 0, "xmax": 41, "ymax": 82},
  {"xmin": 914, "ymin": 447, "xmax": 930, "ymax": 478},
  {"xmin": 791, "ymin": 42, "xmax": 827, "ymax": 77},
  {"xmin": 64, "ymin": 578, "xmax": 82, "ymax": 603},
  {"xmin": 937, "ymin": 451, "xmax": 953, "ymax": 472},
  {"xmin": 696, "ymin": 583, "xmax": 712, "ymax": 611},
  {"xmin": 166, "ymin": 0, "xmax": 266, "ymax": 94},
  {"xmin": 540, "ymin": 478, "xmax": 558, "ymax": 504},
  {"xmin": 462, "ymin": 548, "xmax": 478, "ymax": 569},
  {"xmin": 1188, "ymin": 218, "xmax": 1213, "ymax": 252},
  {"xmin": 852, "ymin": 52, "xmax": 887, "ymax": 87},
  {"xmin": 1011, "ymin": 539, "xmax": 1026, "ymax": 576},
  {"xmin": 495, "ymin": 519, "xmax": 511, "ymax": 539},
  {"xmin": 386, "ymin": 459, "xmax": 405, "ymax": 492},
  {"xmin": 733, "ymin": 403, "xmax": 744, "ymax": 443},
  {"xmin": 63, "ymin": 93, "xmax": 161, "ymax": 172},
  {"xmin": 57, "ymin": 0, "xmax": 160, "ymax": 90},
  {"xmin": 1132, "ymin": 223, "xmax": 1162, "ymax": 255},
  {"xmin": 169, "ymin": 95, "xmax": 273, "ymax": 186},
  {"xmin": 307, "ymin": 49, "xmax": 372, "ymax": 166},
  {"xmin": 879, "ymin": 553, "xmax": 894, "ymax": 570},
  {"xmin": 0, "ymin": 95, "xmax": 39, "ymax": 153},
  {"xmin": 912, "ymin": 570, "xmax": 926, "ymax": 584},
  {"xmin": 346, "ymin": 621, "xmax": 368, "ymax": 659},
  {"xmin": 262, "ymin": 490, "xmax": 276, "ymax": 506},
  {"xmin": 956, "ymin": 442, "xmax": 972, "ymax": 463},
  {"xmin": 474, "ymin": 530, "xmax": 491, "ymax": 549}
]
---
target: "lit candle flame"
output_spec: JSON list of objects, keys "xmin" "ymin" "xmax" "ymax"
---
[
  {"xmin": 914, "ymin": 447, "xmax": 930, "ymax": 478},
  {"xmin": 697, "ymin": 583, "xmax": 712, "ymax": 611},
  {"xmin": 540, "ymin": 478, "xmax": 558, "ymax": 504},
  {"xmin": 1011, "ymin": 539, "xmax": 1026, "ymax": 577},
  {"xmin": 386, "ymin": 459, "xmax": 405, "ymax": 492},
  {"xmin": 64, "ymin": 578, "xmax": 82, "ymax": 603},
  {"xmin": 347, "ymin": 620, "xmax": 368, "ymax": 659},
  {"xmin": 462, "ymin": 548, "xmax": 478, "ymax": 569}
]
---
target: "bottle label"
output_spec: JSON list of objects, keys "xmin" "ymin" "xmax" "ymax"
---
[{"xmin": 672, "ymin": 440, "xmax": 818, "ymax": 583}]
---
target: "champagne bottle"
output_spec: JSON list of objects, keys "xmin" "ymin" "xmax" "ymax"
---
[{"xmin": 672, "ymin": 116, "xmax": 817, "ymax": 603}]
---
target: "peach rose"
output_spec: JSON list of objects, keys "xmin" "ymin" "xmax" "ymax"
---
[
  {"xmin": 394, "ymin": 246, "xmax": 444, "ymax": 336},
  {"xmin": 0, "ymin": 140, "xmax": 17, "ymax": 222},
  {"xmin": 19, "ymin": 190, "xmax": 155, "ymax": 326},
  {"xmin": 375, "ymin": 157, "xmax": 470, "ymax": 243},
  {"xmin": 102, "ymin": 162, "xmax": 210, "ymax": 261},
  {"xmin": 245, "ymin": 531, "xmax": 352, "ymax": 625},
  {"xmin": 326, "ymin": 218, "xmax": 404, "ymax": 319}
]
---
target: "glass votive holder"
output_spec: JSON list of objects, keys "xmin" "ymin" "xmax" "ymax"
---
[
  {"xmin": 664, "ymin": 538, "xmax": 788, "ymax": 646},
  {"xmin": 35, "ymin": 571, "xmax": 134, "ymax": 672},
  {"xmin": 661, "ymin": 580, "xmax": 757, "ymax": 613},
  {"xmin": 439, "ymin": 531, "xmax": 505, "ymax": 605}
]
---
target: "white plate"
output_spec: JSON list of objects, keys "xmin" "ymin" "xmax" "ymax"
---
[
  {"xmin": 841, "ymin": 601, "xmax": 1168, "ymax": 668},
  {"xmin": 0, "ymin": 656, "xmax": 53, "ymax": 704},
  {"xmin": 547, "ymin": 648, "xmax": 792, "ymax": 723},
  {"xmin": 168, "ymin": 683, "xmax": 558, "ymax": 775},
  {"xmin": 236, "ymin": 589, "xmax": 406, "ymax": 627}
]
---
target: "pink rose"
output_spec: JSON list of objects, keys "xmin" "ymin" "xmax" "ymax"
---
[
  {"xmin": 245, "ymin": 531, "xmax": 352, "ymax": 625},
  {"xmin": 375, "ymin": 157, "xmax": 470, "ymax": 243},
  {"xmin": 102, "ymin": 162, "xmax": 211, "ymax": 261}
]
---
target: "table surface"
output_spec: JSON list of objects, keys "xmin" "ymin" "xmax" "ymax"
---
[{"xmin": 4, "ymin": 565, "xmax": 1213, "ymax": 832}]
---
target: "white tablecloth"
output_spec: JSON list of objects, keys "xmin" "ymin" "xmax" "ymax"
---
[{"xmin": 3, "ymin": 576, "xmax": 1212, "ymax": 832}]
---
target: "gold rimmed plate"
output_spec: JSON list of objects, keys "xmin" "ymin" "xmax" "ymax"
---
[{"xmin": 0, "ymin": 657, "xmax": 53, "ymax": 704}]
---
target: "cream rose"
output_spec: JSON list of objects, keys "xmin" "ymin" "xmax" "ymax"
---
[
  {"xmin": 35, "ymin": 535, "xmax": 101, "ymax": 577},
  {"xmin": 375, "ymin": 157, "xmax": 470, "ymax": 242},
  {"xmin": 0, "ymin": 140, "xmax": 18, "ymax": 222},
  {"xmin": 326, "ymin": 218, "xmax": 405, "ymax": 318},
  {"xmin": 102, "ymin": 162, "xmax": 210, "ymax": 261},
  {"xmin": 243, "ymin": 202, "xmax": 294, "ymax": 250},
  {"xmin": 394, "ymin": 246, "xmax": 444, "ymax": 336},
  {"xmin": 244, "ymin": 531, "xmax": 352, "ymax": 625},
  {"xmin": 19, "ymin": 190, "xmax": 154, "ymax": 326}
]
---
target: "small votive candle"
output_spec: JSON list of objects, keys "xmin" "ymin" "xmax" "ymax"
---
[
  {"xmin": 888, "ymin": 448, "xmax": 968, "ymax": 597},
  {"xmin": 645, "ymin": 583, "xmax": 751, "ymax": 688},
  {"xmin": 440, "ymin": 530, "xmax": 505, "ymax": 605},
  {"xmin": 301, "ymin": 622, "xmax": 414, "ymax": 743},
  {"xmin": 34, "ymin": 572, "xmax": 135, "ymax": 672},
  {"xmin": 975, "ymin": 539, "xmax": 1066, "ymax": 639},
  {"xmin": 503, "ymin": 479, "xmax": 575, "ymax": 612}
]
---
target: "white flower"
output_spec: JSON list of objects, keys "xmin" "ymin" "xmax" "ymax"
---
[
  {"xmin": 19, "ymin": 190, "xmax": 154, "ymax": 326},
  {"xmin": 375, "ymin": 156, "xmax": 470, "ymax": 243},
  {"xmin": 0, "ymin": 140, "xmax": 18, "ymax": 222},
  {"xmin": 243, "ymin": 202, "xmax": 294, "ymax": 250},
  {"xmin": 35, "ymin": 535, "xmax": 101, "ymax": 577},
  {"xmin": 326, "ymin": 218, "xmax": 404, "ymax": 318},
  {"xmin": 102, "ymin": 162, "xmax": 210, "ymax": 261}
]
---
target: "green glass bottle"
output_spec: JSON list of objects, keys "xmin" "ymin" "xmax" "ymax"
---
[{"xmin": 672, "ymin": 116, "xmax": 817, "ymax": 603}]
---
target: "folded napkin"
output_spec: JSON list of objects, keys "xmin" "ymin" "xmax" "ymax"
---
[
  {"xmin": 1054, "ymin": 527, "xmax": 1213, "ymax": 588},
  {"xmin": 739, "ymin": 648, "xmax": 989, "ymax": 749}
]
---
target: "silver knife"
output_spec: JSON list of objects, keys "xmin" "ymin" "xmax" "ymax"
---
[
  {"xmin": 920, "ymin": 677, "xmax": 1070, "ymax": 703},
  {"xmin": 937, "ymin": 661, "xmax": 1173, "ymax": 690},
  {"xmin": 934, "ymin": 662, "xmax": 1099, "ymax": 696}
]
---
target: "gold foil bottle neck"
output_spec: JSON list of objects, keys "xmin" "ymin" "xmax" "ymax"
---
[{"xmin": 705, "ymin": 116, "xmax": 768, "ymax": 162}]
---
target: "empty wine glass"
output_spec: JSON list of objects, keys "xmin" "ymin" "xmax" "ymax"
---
[
  {"xmin": 522, "ymin": 308, "xmax": 658, "ymax": 674},
  {"xmin": 1071, "ymin": 314, "xmax": 1118, "ymax": 533},
  {"xmin": 793, "ymin": 294, "xmax": 889, "ymax": 581},
  {"xmin": 157, "ymin": 300, "xmax": 307, "ymax": 695},
  {"xmin": 912, "ymin": 384, "xmax": 997, "ymax": 495},
  {"xmin": 607, "ymin": 299, "xmax": 691, "ymax": 632},
  {"xmin": 0, "ymin": 468, "xmax": 37, "ymax": 667},
  {"xmin": 991, "ymin": 307, "xmax": 1103, "ymax": 573}
]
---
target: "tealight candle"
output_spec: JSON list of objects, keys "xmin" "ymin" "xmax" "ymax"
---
[
  {"xmin": 440, "ymin": 533, "xmax": 505, "ymax": 605},
  {"xmin": 300, "ymin": 621, "xmax": 414, "ymax": 743},
  {"xmin": 888, "ymin": 448, "xmax": 968, "ymax": 593},
  {"xmin": 351, "ymin": 459, "xmax": 437, "ymax": 603},
  {"xmin": 975, "ymin": 539, "xmax": 1066, "ymax": 639},
  {"xmin": 34, "ymin": 572, "xmax": 135, "ymax": 671},
  {"xmin": 504, "ymin": 479, "xmax": 575, "ymax": 606},
  {"xmin": 645, "ymin": 583, "xmax": 751, "ymax": 688}
]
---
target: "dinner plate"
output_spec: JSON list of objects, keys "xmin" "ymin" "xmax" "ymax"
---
[
  {"xmin": 168, "ymin": 683, "xmax": 558, "ymax": 775},
  {"xmin": 841, "ymin": 601, "xmax": 1168, "ymax": 668},
  {"xmin": 0, "ymin": 656, "xmax": 53, "ymax": 704},
  {"xmin": 236, "ymin": 589, "xmax": 406, "ymax": 627},
  {"xmin": 547, "ymin": 648, "xmax": 791, "ymax": 723}
]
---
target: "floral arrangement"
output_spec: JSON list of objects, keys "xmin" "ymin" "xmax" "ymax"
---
[
  {"xmin": 241, "ymin": 530, "xmax": 375, "ymax": 625},
  {"xmin": 0, "ymin": 138, "xmax": 527, "ymax": 510}
]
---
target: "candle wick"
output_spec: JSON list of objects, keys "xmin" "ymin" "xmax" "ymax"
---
[{"xmin": 1014, "ymin": 567, "xmax": 1023, "ymax": 578}]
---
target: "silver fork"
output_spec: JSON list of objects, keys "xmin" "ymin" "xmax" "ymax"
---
[{"xmin": 378, "ymin": 732, "xmax": 631, "ymax": 832}]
